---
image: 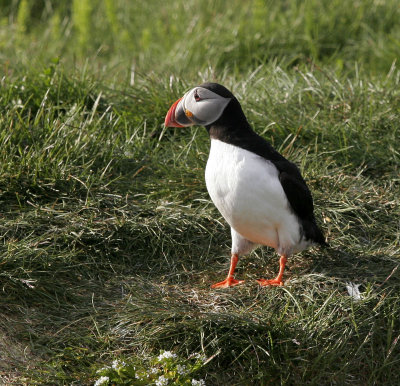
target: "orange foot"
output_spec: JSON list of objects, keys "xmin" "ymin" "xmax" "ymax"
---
[
  {"xmin": 211, "ymin": 277, "xmax": 245, "ymax": 289},
  {"xmin": 256, "ymin": 278, "xmax": 284, "ymax": 286}
]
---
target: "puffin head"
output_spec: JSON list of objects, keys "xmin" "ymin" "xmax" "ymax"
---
[{"xmin": 164, "ymin": 83, "xmax": 235, "ymax": 128}]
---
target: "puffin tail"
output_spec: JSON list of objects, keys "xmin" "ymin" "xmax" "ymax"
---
[{"xmin": 303, "ymin": 218, "xmax": 329, "ymax": 248}]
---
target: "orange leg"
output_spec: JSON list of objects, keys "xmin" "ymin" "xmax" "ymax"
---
[
  {"xmin": 256, "ymin": 255, "xmax": 287, "ymax": 286},
  {"xmin": 211, "ymin": 254, "xmax": 245, "ymax": 288}
]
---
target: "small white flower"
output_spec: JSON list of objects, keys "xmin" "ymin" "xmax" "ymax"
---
[
  {"xmin": 112, "ymin": 359, "xmax": 126, "ymax": 370},
  {"xmin": 112, "ymin": 359, "xmax": 120, "ymax": 369},
  {"xmin": 155, "ymin": 375, "xmax": 169, "ymax": 386},
  {"xmin": 157, "ymin": 351, "xmax": 177, "ymax": 361},
  {"xmin": 94, "ymin": 376, "xmax": 109, "ymax": 386},
  {"xmin": 193, "ymin": 353, "xmax": 206, "ymax": 361},
  {"xmin": 150, "ymin": 367, "xmax": 159, "ymax": 374},
  {"xmin": 176, "ymin": 364, "xmax": 187, "ymax": 375},
  {"xmin": 191, "ymin": 379, "xmax": 206, "ymax": 386}
]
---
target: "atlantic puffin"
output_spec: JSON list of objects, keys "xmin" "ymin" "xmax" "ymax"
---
[{"xmin": 164, "ymin": 83, "xmax": 327, "ymax": 288}]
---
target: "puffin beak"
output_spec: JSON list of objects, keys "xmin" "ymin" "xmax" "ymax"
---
[
  {"xmin": 165, "ymin": 96, "xmax": 195, "ymax": 127},
  {"xmin": 164, "ymin": 97, "xmax": 184, "ymax": 127}
]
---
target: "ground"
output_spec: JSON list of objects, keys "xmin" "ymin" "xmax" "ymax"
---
[{"xmin": 0, "ymin": 0, "xmax": 399, "ymax": 384}]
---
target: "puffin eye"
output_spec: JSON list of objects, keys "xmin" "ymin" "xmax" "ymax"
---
[{"xmin": 194, "ymin": 90, "xmax": 201, "ymax": 102}]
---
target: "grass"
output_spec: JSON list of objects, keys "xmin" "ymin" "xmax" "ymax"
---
[{"xmin": 0, "ymin": 0, "xmax": 399, "ymax": 384}]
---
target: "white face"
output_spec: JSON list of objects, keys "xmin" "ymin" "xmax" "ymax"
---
[{"xmin": 174, "ymin": 87, "xmax": 231, "ymax": 127}]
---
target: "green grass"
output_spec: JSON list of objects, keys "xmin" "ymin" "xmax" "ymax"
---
[{"xmin": 0, "ymin": 0, "xmax": 399, "ymax": 384}]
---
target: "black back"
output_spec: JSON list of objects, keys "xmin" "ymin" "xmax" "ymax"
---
[{"xmin": 200, "ymin": 83, "xmax": 327, "ymax": 246}]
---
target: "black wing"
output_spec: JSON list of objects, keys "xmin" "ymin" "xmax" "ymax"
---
[
  {"xmin": 276, "ymin": 162, "xmax": 314, "ymax": 219},
  {"xmin": 275, "ymin": 159, "xmax": 327, "ymax": 246}
]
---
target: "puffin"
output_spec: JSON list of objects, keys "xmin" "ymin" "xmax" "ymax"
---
[{"xmin": 164, "ymin": 82, "xmax": 327, "ymax": 288}]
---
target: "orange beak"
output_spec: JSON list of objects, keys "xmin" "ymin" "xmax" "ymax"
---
[{"xmin": 164, "ymin": 97, "xmax": 184, "ymax": 127}]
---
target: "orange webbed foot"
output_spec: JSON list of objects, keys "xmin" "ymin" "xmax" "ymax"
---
[
  {"xmin": 211, "ymin": 277, "xmax": 245, "ymax": 288},
  {"xmin": 211, "ymin": 253, "xmax": 244, "ymax": 288},
  {"xmin": 256, "ymin": 278, "xmax": 284, "ymax": 286},
  {"xmin": 257, "ymin": 255, "xmax": 287, "ymax": 287}
]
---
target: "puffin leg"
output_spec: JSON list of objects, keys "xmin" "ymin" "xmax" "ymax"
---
[
  {"xmin": 256, "ymin": 255, "xmax": 287, "ymax": 286},
  {"xmin": 211, "ymin": 254, "xmax": 245, "ymax": 288}
]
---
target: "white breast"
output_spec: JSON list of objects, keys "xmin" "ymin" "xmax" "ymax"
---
[{"xmin": 205, "ymin": 139, "xmax": 308, "ymax": 255}]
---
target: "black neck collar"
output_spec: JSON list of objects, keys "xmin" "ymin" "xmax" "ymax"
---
[{"xmin": 206, "ymin": 98, "xmax": 253, "ymax": 141}]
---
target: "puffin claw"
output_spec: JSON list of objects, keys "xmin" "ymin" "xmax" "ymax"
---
[
  {"xmin": 256, "ymin": 278, "xmax": 284, "ymax": 286},
  {"xmin": 211, "ymin": 277, "xmax": 245, "ymax": 288}
]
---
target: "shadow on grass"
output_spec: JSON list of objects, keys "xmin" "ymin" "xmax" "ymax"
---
[{"xmin": 312, "ymin": 246, "xmax": 400, "ymax": 289}]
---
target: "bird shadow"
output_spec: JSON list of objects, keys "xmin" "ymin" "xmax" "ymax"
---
[{"xmin": 310, "ymin": 246, "xmax": 400, "ymax": 289}]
